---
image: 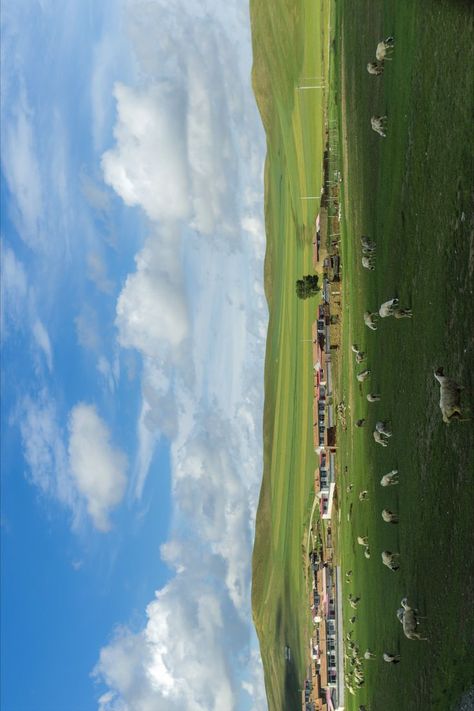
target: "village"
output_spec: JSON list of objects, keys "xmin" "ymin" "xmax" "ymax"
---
[{"xmin": 301, "ymin": 143, "xmax": 346, "ymax": 711}]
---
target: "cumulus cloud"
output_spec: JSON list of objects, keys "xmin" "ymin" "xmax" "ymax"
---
[
  {"xmin": 95, "ymin": 0, "xmax": 268, "ymax": 706},
  {"xmin": 115, "ymin": 237, "xmax": 188, "ymax": 360},
  {"xmin": 68, "ymin": 404, "xmax": 128, "ymax": 532}
]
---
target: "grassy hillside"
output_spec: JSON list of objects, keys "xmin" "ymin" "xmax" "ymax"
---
[
  {"xmin": 251, "ymin": 0, "xmax": 474, "ymax": 709},
  {"xmin": 249, "ymin": 1, "xmax": 331, "ymax": 709}
]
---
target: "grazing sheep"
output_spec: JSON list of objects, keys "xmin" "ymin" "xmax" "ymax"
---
[
  {"xmin": 373, "ymin": 430, "xmax": 388, "ymax": 447},
  {"xmin": 376, "ymin": 420, "xmax": 392, "ymax": 436},
  {"xmin": 359, "ymin": 490, "xmax": 369, "ymax": 501},
  {"xmin": 346, "ymin": 483, "xmax": 354, "ymax": 493},
  {"xmin": 362, "ymin": 255, "xmax": 375, "ymax": 270},
  {"xmin": 360, "ymin": 236, "xmax": 376, "ymax": 253},
  {"xmin": 352, "ymin": 344, "xmax": 366, "ymax": 363},
  {"xmin": 397, "ymin": 598, "xmax": 428, "ymax": 641},
  {"xmin": 349, "ymin": 594, "xmax": 361, "ymax": 609},
  {"xmin": 364, "ymin": 311, "xmax": 378, "ymax": 331},
  {"xmin": 355, "ymin": 419, "xmax": 366, "ymax": 428},
  {"xmin": 434, "ymin": 367, "xmax": 465, "ymax": 423},
  {"xmin": 383, "ymin": 652, "xmax": 401, "ymax": 664},
  {"xmin": 367, "ymin": 61, "xmax": 384, "ymax": 75},
  {"xmin": 394, "ymin": 308, "xmax": 413, "ymax": 319},
  {"xmin": 367, "ymin": 393, "xmax": 381, "ymax": 402},
  {"xmin": 357, "ymin": 369, "xmax": 371, "ymax": 382},
  {"xmin": 364, "ymin": 546, "xmax": 371, "ymax": 559},
  {"xmin": 382, "ymin": 550, "xmax": 400, "ymax": 571},
  {"xmin": 382, "ymin": 508, "xmax": 399, "ymax": 523},
  {"xmin": 380, "ymin": 469, "xmax": 399, "ymax": 486},
  {"xmin": 357, "ymin": 536, "xmax": 369, "ymax": 546},
  {"xmin": 371, "ymin": 115, "xmax": 388, "ymax": 137},
  {"xmin": 379, "ymin": 297, "xmax": 399, "ymax": 317},
  {"xmin": 376, "ymin": 36, "xmax": 395, "ymax": 61},
  {"xmin": 364, "ymin": 649, "xmax": 375, "ymax": 660}
]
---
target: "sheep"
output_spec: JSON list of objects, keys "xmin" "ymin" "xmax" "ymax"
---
[
  {"xmin": 383, "ymin": 652, "xmax": 401, "ymax": 664},
  {"xmin": 364, "ymin": 546, "xmax": 371, "ymax": 559},
  {"xmin": 367, "ymin": 393, "xmax": 381, "ymax": 402},
  {"xmin": 359, "ymin": 490, "xmax": 369, "ymax": 501},
  {"xmin": 352, "ymin": 344, "xmax": 366, "ymax": 363},
  {"xmin": 382, "ymin": 550, "xmax": 400, "ymax": 571},
  {"xmin": 362, "ymin": 255, "xmax": 375, "ymax": 271},
  {"xmin": 382, "ymin": 508, "xmax": 399, "ymax": 523},
  {"xmin": 355, "ymin": 418, "xmax": 366, "ymax": 428},
  {"xmin": 357, "ymin": 536, "xmax": 369, "ymax": 546},
  {"xmin": 357, "ymin": 369, "xmax": 371, "ymax": 382},
  {"xmin": 376, "ymin": 36, "xmax": 395, "ymax": 61},
  {"xmin": 380, "ymin": 469, "xmax": 399, "ymax": 486},
  {"xmin": 360, "ymin": 236, "xmax": 376, "ymax": 253},
  {"xmin": 364, "ymin": 311, "xmax": 378, "ymax": 331},
  {"xmin": 373, "ymin": 430, "xmax": 388, "ymax": 447},
  {"xmin": 349, "ymin": 616, "xmax": 357, "ymax": 624},
  {"xmin": 364, "ymin": 649, "xmax": 376, "ymax": 660},
  {"xmin": 379, "ymin": 297, "xmax": 399, "ymax": 318},
  {"xmin": 434, "ymin": 367, "xmax": 465, "ymax": 423},
  {"xmin": 349, "ymin": 594, "xmax": 361, "ymax": 609},
  {"xmin": 371, "ymin": 115, "xmax": 388, "ymax": 137},
  {"xmin": 397, "ymin": 598, "xmax": 428, "ymax": 641},
  {"xmin": 394, "ymin": 308, "xmax": 413, "ymax": 319},
  {"xmin": 376, "ymin": 420, "xmax": 392, "ymax": 436},
  {"xmin": 367, "ymin": 61, "xmax": 384, "ymax": 76}
]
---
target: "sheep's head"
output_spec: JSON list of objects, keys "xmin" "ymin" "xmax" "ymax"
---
[{"xmin": 435, "ymin": 367, "xmax": 445, "ymax": 377}]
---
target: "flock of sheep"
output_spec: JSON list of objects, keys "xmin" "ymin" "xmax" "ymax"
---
[
  {"xmin": 367, "ymin": 36, "xmax": 395, "ymax": 138},
  {"xmin": 340, "ymin": 36, "xmax": 468, "ymax": 703}
]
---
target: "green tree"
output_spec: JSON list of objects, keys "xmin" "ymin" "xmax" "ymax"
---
[{"xmin": 295, "ymin": 274, "xmax": 320, "ymax": 299}]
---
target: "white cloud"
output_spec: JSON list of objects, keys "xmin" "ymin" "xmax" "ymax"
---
[
  {"xmin": 32, "ymin": 319, "xmax": 53, "ymax": 372},
  {"xmin": 1, "ymin": 87, "xmax": 44, "ymax": 249},
  {"xmin": 87, "ymin": 251, "xmax": 115, "ymax": 294},
  {"xmin": 1, "ymin": 242, "xmax": 28, "ymax": 332},
  {"xmin": 68, "ymin": 403, "xmax": 128, "ymax": 532},
  {"xmin": 95, "ymin": 0, "xmax": 268, "ymax": 707},
  {"xmin": 115, "ymin": 237, "xmax": 188, "ymax": 360}
]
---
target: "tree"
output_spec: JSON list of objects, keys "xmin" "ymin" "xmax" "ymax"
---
[{"xmin": 295, "ymin": 274, "xmax": 320, "ymax": 299}]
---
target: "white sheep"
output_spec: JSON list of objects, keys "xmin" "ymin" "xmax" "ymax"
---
[
  {"xmin": 364, "ymin": 649, "xmax": 376, "ymax": 660},
  {"xmin": 351, "ymin": 344, "xmax": 366, "ymax": 363},
  {"xmin": 362, "ymin": 255, "xmax": 375, "ymax": 270},
  {"xmin": 367, "ymin": 393, "xmax": 381, "ymax": 402},
  {"xmin": 371, "ymin": 115, "xmax": 387, "ymax": 137},
  {"xmin": 376, "ymin": 36, "xmax": 395, "ymax": 61},
  {"xmin": 373, "ymin": 431, "xmax": 388, "ymax": 447},
  {"xmin": 359, "ymin": 490, "xmax": 369, "ymax": 501},
  {"xmin": 357, "ymin": 369, "xmax": 371, "ymax": 382},
  {"xmin": 383, "ymin": 652, "xmax": 401, "ymax": 664},
  {"xmin": 379, "ymin": 297, "xmax": 399, "ymax": 317},
  {"xmin": 376, "ymin": 420, "xmax": 392, "ymax": 436},
  {"xmin": 397, "ymin": 598, "xmax": 428, "ymax": 641},
  {"xmin": 380, "ymin": 469, "xmax": 399, "ymax": 486},
  {"xmin": 364, "ymin": 546, "xmax": 371, "ymax": 559},
  {"xmin": 382, "ymin": 508, "xmax": 399, "ymax": 523},
  {"xmin": 364, "ymin": 311, "xmax": 378, "ymax": 331},
  {"xmin": 381, "ymin": 550, "xmax": 400, "ymax": 571},
  {"xmin": 434, "ymin": 368, "xmax": 465, "ymax": 423},
  {"xmin": 367, "ymin": 61, "xmax": 384, "ymax": 75},
  {"xmin": 357, "ymin": 535, "xmax": 369, "ymax": 546}
]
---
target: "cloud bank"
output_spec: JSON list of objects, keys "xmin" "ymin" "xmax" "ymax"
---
[{"xmin": 95, "ymin": 0, "xmax": 268, "ymax": 708}]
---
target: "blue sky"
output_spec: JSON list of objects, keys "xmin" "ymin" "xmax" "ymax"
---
[{"xmin": 1, "ymin": 1, "xmax": 268, "ymax": 709}]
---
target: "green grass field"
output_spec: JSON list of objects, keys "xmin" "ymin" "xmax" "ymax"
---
[
  {"xmin": 251, "ymin": 1, "xmax": 474, "ymax": 710},
  {"xmin": 250, "ymin": 1, "xmax": 331, "ymax": 709}
]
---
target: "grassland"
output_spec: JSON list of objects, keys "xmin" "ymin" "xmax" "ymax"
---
[
  {"xmin": 334, "ymin": 1, "xmax": 474, "ymax": 709},
  {"xmin": 251, "ymin": 0, "xmax": 474, "ymax": 709},
  {"xmin": 250, "ymin": 1, "xmax": 331, "ymax": 709}
]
